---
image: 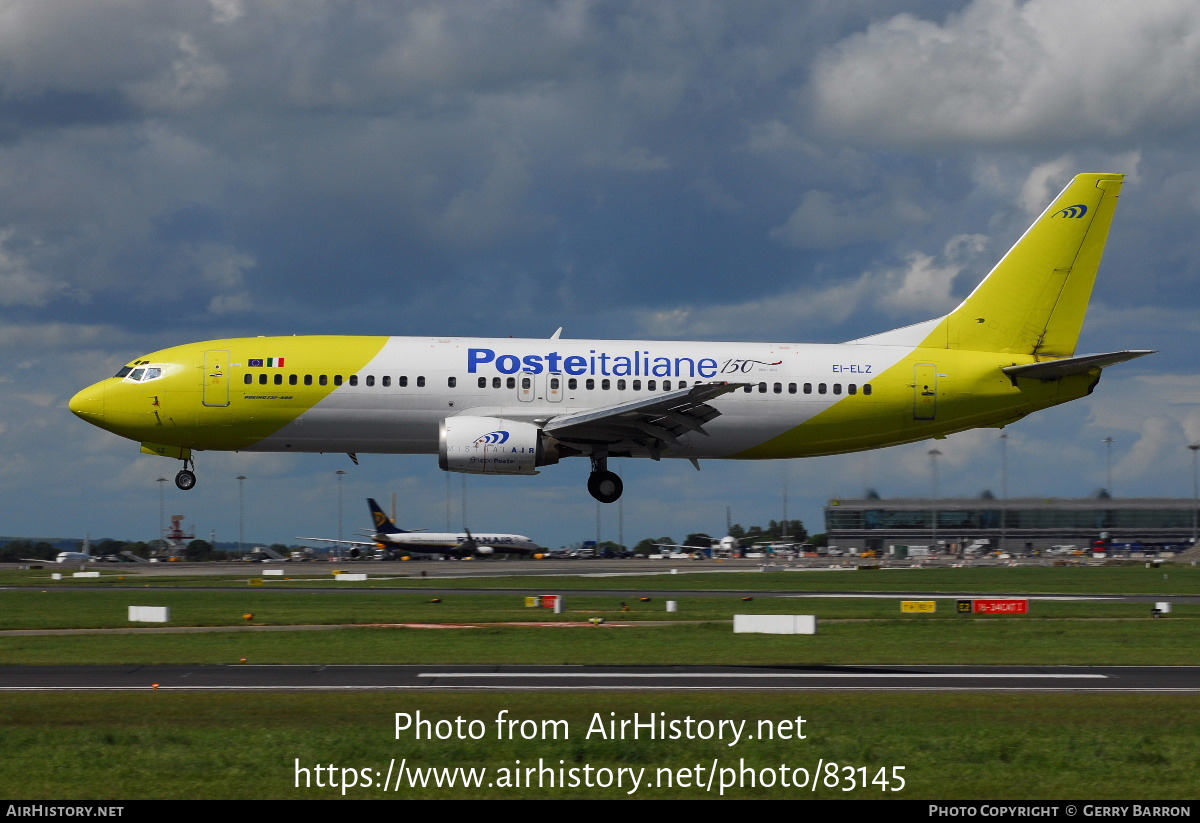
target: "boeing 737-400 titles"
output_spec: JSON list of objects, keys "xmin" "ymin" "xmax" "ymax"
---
[{"xmin": 70, "ymin": 173, "xmax": 1152, "ymax": 503}]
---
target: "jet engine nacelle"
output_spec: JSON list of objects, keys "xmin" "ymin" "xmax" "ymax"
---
[{"xmin": 438, "ymin": 416, "xmax": 560, "ymax": 475}]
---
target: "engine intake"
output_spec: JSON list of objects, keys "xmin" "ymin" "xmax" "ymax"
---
[{"xmin": 439, "ymin": 416, "xmax": 560, "ymax": 475}]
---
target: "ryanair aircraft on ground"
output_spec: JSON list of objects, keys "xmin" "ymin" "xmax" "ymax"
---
[
  {"xmin": 299, "ymin": 498, "xmax": 544, "ymax": 558},
  {"xmin": 70, "ymin": 173, "xmax": 1150, "ymax": 503}
]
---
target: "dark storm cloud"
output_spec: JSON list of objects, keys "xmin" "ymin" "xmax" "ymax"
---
[{"xmin": 2, "ymin": 0, "xmax": 1198, "ymax": 550}]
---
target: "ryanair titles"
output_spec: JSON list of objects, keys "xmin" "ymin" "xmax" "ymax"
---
[{"xmin": 468, "ymin": 348, "xmax": 719, "ymax": 379}]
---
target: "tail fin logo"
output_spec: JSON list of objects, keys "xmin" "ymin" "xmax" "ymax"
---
[
  {"xmin": 373, "ymin": 511, "xmax": 388, "ymax": 527},
  {"xmin": 474, "ymin": 430, "xmax": 510, "ymax": 445},
  {"xmin": 1055, "ymin": 204, "xmax": 1088, "ymax": 219}
]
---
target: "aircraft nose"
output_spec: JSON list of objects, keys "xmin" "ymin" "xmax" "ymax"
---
[{"xmin": 69, "ymin": 383, "xmax": 105, "ymax": 420}]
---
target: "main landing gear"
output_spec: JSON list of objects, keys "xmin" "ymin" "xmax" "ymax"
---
[
  {"xmin": 175, "ymin": 458, "xmax": 197, "ymax": 491},
  {"xmin": 587, "ymin": 453, "xmax": 623, "ymax": 504}
]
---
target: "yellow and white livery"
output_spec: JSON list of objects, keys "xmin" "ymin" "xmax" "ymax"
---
[{"xmin": 70, "ymin": 173, "xmax": 1151, "ymax": 503}]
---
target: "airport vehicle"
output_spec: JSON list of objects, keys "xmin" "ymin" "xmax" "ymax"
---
[
  {"xmin": 299, "ymin": 498, "xmax": 544, "ymax": 558},
  {"xmin": 69, "ymin": 174, "xmax": 1151, "ymax": 503}
]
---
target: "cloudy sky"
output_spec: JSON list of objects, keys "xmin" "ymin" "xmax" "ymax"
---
[{"xmin": 5, "ymin": 0, "xmax": 1200, "ymax": 550}]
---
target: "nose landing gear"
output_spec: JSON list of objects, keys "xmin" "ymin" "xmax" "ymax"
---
[
  {"xmin": 175, "ymin": 458, "xmax": 197, "ymax": 491},
  {"xmin": 586, "ymin": 453, "xmax": 623, "ymax": 503}
]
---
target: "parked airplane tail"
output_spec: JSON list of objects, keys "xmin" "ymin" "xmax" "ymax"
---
[
  {"xmin": 851, "ymin": 173, "xmax": 1124, "ymax": 357},
  {"xmin": 367, "ymin": 498, "xmax": 408, "ymax": 535}
]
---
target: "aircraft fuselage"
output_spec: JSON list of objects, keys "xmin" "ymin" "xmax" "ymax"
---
[{"xmin": 70, "ymin": 334, "xmax": 1087, "ymax": 460}]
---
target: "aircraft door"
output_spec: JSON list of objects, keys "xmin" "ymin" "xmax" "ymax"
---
[
  {"xmin": 546, "ymin": 374, "xmax": 563, "ymax": 403},
  {"xmin": 518, "ymin": 375, "xmax": 534, "ymax": 402},
  {"xmin": 203, "ymin": 350, "xmax": 231, "ymax": 407},
  {"xmin": 913, "ymin": 363, "xmax": 937, "ymax": 420}
]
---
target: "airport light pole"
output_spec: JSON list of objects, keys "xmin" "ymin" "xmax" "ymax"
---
[
  {"xmin": 1103, "ymin": 437, "xmax": 1115, "ymax": 496},
  {"xmin": 928, "ymin": 448, "xmax": 942, "ymax": 552},
  {"xmin": 782, "ymin": 468, "xmax": 789, "ymax": 541},
  {"xmin": 618, "ymin": 496, "xmax": 624, "ymax": 551},
  {"xmin": 336, "ymin": 470, "xmax": 346, "ymax": 548},
  {"xmin": 156, "ymin": 477, "xmax": 167, "ymax": 553},
  {"xmin": 999, "ymin": 433, "xmax": 1009, "ymax": 554},
  {"xmin": 1190, "ymin": 443, "xmax": 1200, "ymax": 545},
  {"xmin": 236, "ymin": 475, "xmax": 247, "ymax": 559}
]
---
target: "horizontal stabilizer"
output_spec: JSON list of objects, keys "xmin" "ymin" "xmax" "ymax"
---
[{"xmin": 1001, "ymin": 350, "xmax": 1156, "ymax": 380}]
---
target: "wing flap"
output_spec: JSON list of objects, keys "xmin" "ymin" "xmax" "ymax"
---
[{"xmin": 544, "ymin": 382, "xmax": 744, "ymax": 457}]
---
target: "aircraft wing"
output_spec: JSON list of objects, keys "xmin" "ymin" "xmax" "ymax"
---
[
  {"xmin": 544, "ymin": 382, "xmax": 745, "ymax": 459},
  {"xmin": 295, "ymin": 537, "xmax": 377, "ymax": 548}
]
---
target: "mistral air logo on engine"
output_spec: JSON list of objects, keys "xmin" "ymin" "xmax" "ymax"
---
[
  {"xmin": 467, "ymin": 347, "xmax": 721, "ymax": 378},
  {"xmin": 473, "ymin": 430, "xmax": 510, "ymax": 446}
]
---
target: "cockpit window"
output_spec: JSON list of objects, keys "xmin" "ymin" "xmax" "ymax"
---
[
  {"xmin": 123, "ymin": 365, "xmax": 165, "ymax": 383},
  {"xmin": 115, "ymin": 366, "xmax": 133, "ymax": 378}
]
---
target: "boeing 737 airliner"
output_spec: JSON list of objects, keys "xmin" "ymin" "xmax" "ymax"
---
[{"xmin": 70, "ymin": 173, "xmax": 1151, "ymax": 503}]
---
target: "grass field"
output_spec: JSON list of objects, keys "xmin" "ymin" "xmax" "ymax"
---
[
  {"xmin": 2, "ymin": 564, "xmax": 1197, "ymax": 800},
  {"xmin": 0, "ymin": 586, "xmax": 1194, "ymax": 629},
  {"xmin": 4, "ymin": 561, "xmax": 1198, "ymax": 595},
  {"xmin": 2, "ymin": 692, "xmax": 1198, "ymax": 800},
  {"xmin": 1, "ymin": 619, "xmax": 1198, "ymax": 666}
]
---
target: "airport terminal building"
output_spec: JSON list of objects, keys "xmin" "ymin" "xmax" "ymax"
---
[{"xmin": 824, "ymin": 495, "xmax": 1199, "ymax": 554}]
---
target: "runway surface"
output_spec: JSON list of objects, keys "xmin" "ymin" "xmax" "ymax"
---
[{"xmin": 2, "ymin": 664, "xmax": 1197, "ymax": 692}]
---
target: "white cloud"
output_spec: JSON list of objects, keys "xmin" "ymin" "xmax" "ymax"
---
[
  {"xmin": 871, "ymin": 234, "xmax": 987, "ymax": 317},
  {"xmin": 1019, "ymin": 158, "xmax": 1078, "ymax": 215},
  {"xmin": 635, "ymin": 230, "xmax": 990, "ymax": 339},
  {"xmin": 583, "ymin": 146, "xmax": 671, "ymax": 172},
  {"xmin": 199, "ymin": 245, "xmax": 255, "ymax": 288},
  {"xmin": 632, "ymin": 276, "xmax": 869, "ymax": 340},
  {"xmin": 0, "ymin": 229, "xmax": 73, "ymax": 307},
  {"xmin": 208, "ymin": 292, "xmax": 251, "ymax": 316},
  {"xmin": 126, "ymin": 33, "xmax": 230, "ymax": 112},
  {"xmin": 811, "ymin": 0, "xmax": 1200, "ymax": 147}
]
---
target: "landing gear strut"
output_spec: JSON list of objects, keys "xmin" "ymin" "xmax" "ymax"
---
[
  {"xmin": 587, "ymin": 453, "xmax": 623, "ymax": 504},
  {"xmin": 175, "ymin": 458, "xmax": 196, "ymax": 491}
]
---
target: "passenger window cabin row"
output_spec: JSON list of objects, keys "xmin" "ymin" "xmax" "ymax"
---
[
  {"xmin": 743, "ymin": 382, "xmax": 872, "ymax": 396},
  {"xmin": 242, "ymin": 372, "xmax": 872, "ymax": 396},
  {"xmin": 243, "ymin": 373, "xmax": 427, "ymax": 387}
]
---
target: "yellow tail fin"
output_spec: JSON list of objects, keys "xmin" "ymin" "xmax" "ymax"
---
[{"xmin": 940, "ymin": 172, "xmax": 1123, "ymax": 356}]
